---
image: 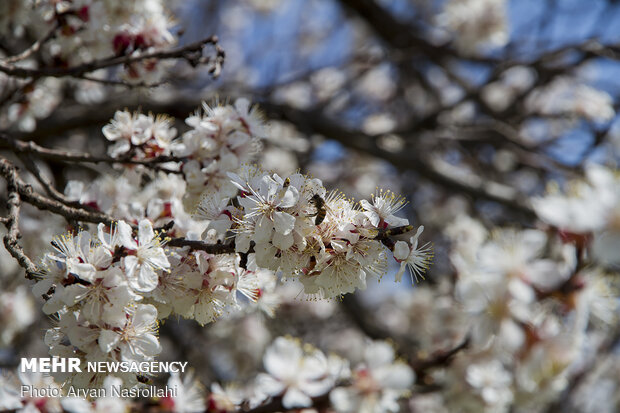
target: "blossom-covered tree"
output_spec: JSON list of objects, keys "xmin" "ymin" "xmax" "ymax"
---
[{"xmin": 0, "ymin": 1, "xmax": 619, "ymax": 413}]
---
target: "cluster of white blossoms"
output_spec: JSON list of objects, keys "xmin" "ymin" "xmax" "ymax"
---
[
  {"xmin": 32, "ymin": 217, "xmax": 279, "ymax": 387},
  {"xmin": 65, "ymin": 171, "xmax": 202, "ymax": 238},
  {"xmin": 0, "ymin": 0, "xmax": 179, "ymax": 131},
  {"xmin": 436, "ymin": 0, "xmax": 509, "ymax": 53},
  {"xmin": 1, "ymin": 0, "xmax": 175, "ymax": 75},
  {"xmin": 172, "ymin": 99, "xmax": 265, "ymax": 209},
  {"xmin": 206, "ymin": 336, "xmax": 414, "ymax": 413},
  {"xmin": 525, "ymin": 77, "xmax": 615, "ymax": 123},
  {"xmin": 254, "ymin": 336, "xmax": 347, "ymax": 409},
  {"xmin": 34, "ymin": 221, "xmax": 166, "ymax": 388},
  {"xmin": 533, "ymin": 164, "xmax": 620, "ymax": 267},
  {"xmin": 441, "ymin": 211, "xmax": 618, "ymax": 413},
  {"xmin": 99, "ymin": 99, "xmax": 265, "ymax": 208},
  {"xmin": 204, "ymin": 171, "xmax": 432, "ymax": 298},
  {"xmin": 102, "ymin": 110, "xmax": 178, "ymax": 159},
  {"xmin": 329, "ymin": 340, "xmax": 415, "ymax": 413},
  {"xmin": 26, "ymin": 99, "xmax": 430, "ymax": 395}
]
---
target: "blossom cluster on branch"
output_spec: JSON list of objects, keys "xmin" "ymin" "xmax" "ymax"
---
[
  {"xmin": 443, "ymin": 217, "xmax": 617, "ymax": 412},
  {"xmin": 3, "ymin": 98, "xmax": 432, "ymax": 409},
  {"xmin": 1, "ymin": 335, "xmax": 415, "ymax": 413},
  {"xmin": 0, "ymin": 0, "xmax": 222, "ymax": 132},
  {"xmin": 1, "ymin": 0, "xmax": 175, "ymax": 75},
  {"xmin": 4, "ymin": 100, "xmax": 618, "ymax": 413}
]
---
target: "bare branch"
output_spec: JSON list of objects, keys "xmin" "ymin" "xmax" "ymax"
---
[
  {"xmin": 410, "ymin": 337, "xmax": 470, "ymax": 378},
  {"xmin": 166, "ymin": 225, "xmax": 418, "ymax": 255},
  {"xmin": 76, "ymin": 74, "xmax": 167, "ymax": 88}
]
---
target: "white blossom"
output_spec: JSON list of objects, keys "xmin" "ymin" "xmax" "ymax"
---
[
  {"xmin": 118, "ymin": 219, "xmax": 170, "ymax": 293},
  {"xmin": 166, "ymin": 371, "xmax": 207, "ymax": 413},
  {"xmin": 393, "ymin": 226, "xmax": 433, "ymax": 282},
  {"xmin": 98, "ymin": 303, "xmax": 161, "ymax": 362},
  {"xmin": 330, "ymin": 340, "xmax": 415, "ymax": 413},
  {"xmin": 256, "ymin": 337, "xmax": 337, "ymax": 409}
]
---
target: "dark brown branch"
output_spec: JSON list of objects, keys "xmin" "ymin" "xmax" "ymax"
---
[
  {"xmin": 76, "ymin": 74, "xmax": 167, "ymax": 88},
  {"xmin": 0, "ymin": 157, "xmax": 118, "ymax": 227},
  {"xmin": 237, "ymin": 393, "xmax": 330, "ymax": 413},
  {"xmin": 17, "ymin": 153, "xmax": 81, "ymax": 207},
  {"xmin": 0, "ymin": 134, "xmax": 182, "ymax": 173},
  {"xmin": 263, "ymin": 103, "xmax": 537, "ymax": 218},
  {"xmin": 2, "ymin": 22, "xmax": 59, "ymax": 64},
  {"xmin": 166, "ymin": 238, "xmax": 236, "ymax": 254},
  {"xmin": 2, "ymin": 165, "xmax": 38, "ymax": 279},
  {"xmin": 0, "ymin": 35, "xmax": 221, "ymax": 80},
  {"xmin": 166, "ymin": 225, "xmax": 417, "ymax": 255},
  {"xmin": 410, "ymin": 337, "xmax": 470, "ymax": 376}
]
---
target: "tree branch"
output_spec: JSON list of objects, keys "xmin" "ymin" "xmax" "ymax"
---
[
  {"xmin": 17, "ymin": 153, "xmax": 81, "ymax": 207},
  {"xmin": 0, "ymin": 133, "xmax": 183, "ymax": 173},
  {"xmin": 0, "ymin": 156, "xmax": 118, "ymax": 227},
  {"xmin": 237, "ymin": 393, "xmax": 330, "ymax": 413},
  {"xmin": 0, "ymin": 35, "xmax": 222, "ymax": 80},
  {"xmin": 264, "ymin": 103, "xmax": 536, "ymax": 218},
  {"xmin": 166, "ymin": 238, "xmax": 236, "ymax": 254},
  {"xmin": 12, "ymin": 97, "xmax": 537, "ymax": 217},
  {"xmin": 1, "ymin": 22, "xmax": 59, "ymax": 64},
  {"xmin": 2, "ymin": 166, "xmax": 38, "ymax": 279}
]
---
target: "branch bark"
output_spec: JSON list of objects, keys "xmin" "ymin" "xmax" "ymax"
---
[
  {"xmin": 1, "ymin": 133, "xmax": 182, "ymax": 168},
  {"xmin": 0, "ymin": 157, "xmax": 118, "ymax": 227},
  {"xmin": 1, "ymin": 22, "xmax": 59, "ymax": 64},
  {"xmin": 0, "ymin": 36, "xmax": 222, "ymax": 80},
  {"xmin": 2, "ymin": 165, "xmax": 39, "ymax": 279}
]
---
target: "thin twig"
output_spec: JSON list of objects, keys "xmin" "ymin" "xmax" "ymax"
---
[
  {"xmin": 0, "ymin": 156, "xmax": 118, "ymax": 227},
  {"xmin": 410, "ymin": 337, "xmax": 470, "ymax": 377},
  {"xmin": 77, "ymin": 74, "xmax": 167, "ymax": 88},
  {"xmin": 17, "ymin": 153, "xmax": 84, "ymax": 208},
  {"xmin": 2, "ymin": 22, "xmax": 59, "ymax": 64},
  {"xmin": 166, "ymin": 225, "xmax": 417, "ymax": 255}
]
